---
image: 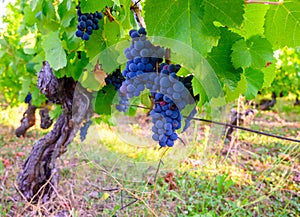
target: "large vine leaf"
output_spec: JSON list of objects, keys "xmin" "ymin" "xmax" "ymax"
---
[
  {"xmin": 207, "ymin": 27, "xmax": 243, "ymax": 91},
  {"xmin": 203, "ymin": 0, "xmax": 244, "ymax": 28},
  {"xmin": 261, "ymin": 61, "xmax": 276, "ymax": 88},
  {"xmin": 241, "ymin": 4, "xmax": 269, "ymax": 38},
  {"xmin": 42, "ymin": 31, "xmax": 67, "ymax": 71},
  {"xmin": 265, "ymin": 1, "xmax": 300, "ymax": 48},
  {"xmin": 231, "ymin": 35, "xmax": 274, "ymax": 69},
  {"xmin": 85, "ymin": 23, "xmax": 106, "ymax": 59},
  {"xmin": 225, "ymin": 75, "xmax": 247, "ymax": 102},
  {"xmin": 144, "ymin": 0, "xmax": 220, "ymax": 55},
  {"xmin": 80, "ymin": 0, "xmax": 113, "ymax": 13},
  {"xmin": 93, "ymin": 85, "xmax": 117, "ymax": 115}
]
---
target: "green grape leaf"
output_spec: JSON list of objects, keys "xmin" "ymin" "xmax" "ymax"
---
[
  {"xmin": 30, "ymin": 0, "xmax": 39, "ymax": 11},
  {"xmin": 244, "ymin": 68, "xmax": 264, "ymax": 99},
  {"xmin": 18, "ymin": 77, "xmax": 31, "ymax": 103},
  {"xmin": 242, "ymin": 4, "xmax": 269, "ymax": 38},
  {"xmin": 61, "ymin": 12, "xmax": 75, "ymax": 28},
  {"xmin": 144, "ymin": 0, "xmax": 220, "ymax": 55},
  {"xmin": 80, "ymin": 0, "xmax": 113, "ymax": 13},
  {"xmin": 58, "ymin": 52, "xmax": 89, "ymax": 80},
  {"xmin": 23, "ymin": 6, "xmax": 36, "ymax": 26},
  {"xmin": 42, "ymin": 1, "xmax": 55, "ymax": 19},
  {"xmin": 231, "ymin": 36, "xmax": 274, "ymax": 69},
  {"xmin": 67, "ymin": 0, "xmax": 72, "ymax": 10},
  {"xmin": 42, "ymin": 31, "xmax": 67, "ymax": 70},
  {"xmin": 265, "ymin": 1, "xmax": 300, "ymax": 48},
  {"xmin": 207, "ymin": 27, "xmax": 243, "ymax": 91},
  {"xmin": 192, "ymin": 77, "xmax": 208, "ymax": 106},
  {"xmin": 117, "ymin": 0, "xmax": 132, "ymax": 30},
  {"xmin": 93, "ymin": 85, "xmax": 116, "ymax": 115},
  {"xmin": 85, "ymin": 24, "xmax": 106, "ymax": 59},
  {"xmin": 261, "ymin": 61, "xmax": 276, "ymax": 88},
  {"xmin": 113, "ymin": 0, "xmax": 120, "ymax": 6},
  {"xmin": 103, "ymin": 21, "xmax": 121, "ymax": 46},
  {"xmin": 62, "ymin": 32, "xmax": 81, "ymax": 52},
  {"xmin": 31, "ymin": 87, "xmax": 47, "ymax": 107},
  {"xmin": 225, "ymin": 74, "xmax": 247, "ymax": 102},
  {"xmin": 141, "ymin": 92, "xmax": 152, "ymax": 109},
  {"xmin": 203, "ymin": 0, "xmax": 244, "ymax": 28}
]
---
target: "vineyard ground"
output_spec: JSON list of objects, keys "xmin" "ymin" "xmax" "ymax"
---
[{"xmin": 0, "ymin": 97, "xmax": 299, "ymax": 217}]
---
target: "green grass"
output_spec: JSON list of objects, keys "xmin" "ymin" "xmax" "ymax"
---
[{"xmin": 0, "ymin": 98, "xmax": 299, "ymax": 216}]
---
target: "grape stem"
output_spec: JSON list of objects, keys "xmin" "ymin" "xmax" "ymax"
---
[{"xmin": 245, "ymin": 0, "xmax": 283, "ymax": 5}]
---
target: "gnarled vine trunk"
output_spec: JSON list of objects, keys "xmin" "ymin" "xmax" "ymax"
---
[{"xmin": 17, "ymin": 62, "xmax": 91, "ymax": 203}]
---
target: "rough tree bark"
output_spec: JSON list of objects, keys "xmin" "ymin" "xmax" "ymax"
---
[{"xmin": 17, "ymin": 61, "xmax": 92, "ymax": 203}]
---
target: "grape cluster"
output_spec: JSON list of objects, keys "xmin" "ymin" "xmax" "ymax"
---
[
  {"xmin": 116, "ymin": 28, "xmax": 198, "ymax": 147},
  {"xmin": 80, "ymin": 120, "xmax": 92, "ymax": 141},
  {"xmin": 105, "ymin": 69, "xmax": 125, "ymax": 90},
  {"xmin": 150, "ymin": 93, "xmax": 181, "ymax": 147},
  {"xmin": 25, "ymin": 93, "xmax": 32, "ymax": 104},
  {"xmin": 75, "ymin": 4, "xmax": 102, "ymax": 41}
]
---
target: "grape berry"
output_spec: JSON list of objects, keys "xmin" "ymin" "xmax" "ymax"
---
[{"xmin": 25, "ymin": 93, "xmax": 32, "ymax": 104}]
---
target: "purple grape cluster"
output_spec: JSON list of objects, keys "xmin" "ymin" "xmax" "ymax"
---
[
  {"xmin": 117, "ymin": 28, "xmax": 198, "ymax": 147},
  {"xmin": 105, "ymin": 69, "xmax": 125, "ymax": 90},
  {"xmin": 75, "ymin": 4, "xmax": 102, "ymax": 41},
  {"xmin": 150, "ymin": 93, "xmax": 181, "ymax": 147}
]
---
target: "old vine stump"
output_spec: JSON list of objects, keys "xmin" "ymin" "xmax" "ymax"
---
[{"xmin": 17, "ymin": 61, "xmax": 91, "ymax": 203}]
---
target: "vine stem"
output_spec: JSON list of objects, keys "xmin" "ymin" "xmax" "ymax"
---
[{"xmin": 245, "ymin": 0, "xmax": 283, "ymax": 5}]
